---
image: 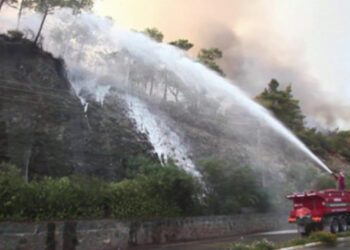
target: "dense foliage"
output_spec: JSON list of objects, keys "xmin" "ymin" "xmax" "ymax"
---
[
  {"xmin": 256, "ymin": 79, "xmax": 304, "ymax": 132},
  {"xmin": 0, "ymin": 157, "xmax": 272, "ymax": 221},
  {"xmin": 0, "ymin": 161, "xmax": 201, "ymax": 220},
  {"xmin": 197, "ymin": 48, "xmax": 225, "ymax": 76},
  {"xmin": 256, "ymin": 79, "xmax": 350, "ymax": 163},
  {"xmin": 144, "ymin": 27, "xmax": 164, "ymax": 42},
  {"xmin": 169, "ymin": 39, "xmax": 193, "ymax": 51},
  {"xmin": 197, "ymin": 158, "xmax": 270, "ymax": 214}
]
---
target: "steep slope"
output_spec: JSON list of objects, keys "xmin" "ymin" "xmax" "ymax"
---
[{"xmin": 0, "ymin": 35, "xmax": 156, "ymax": 181}]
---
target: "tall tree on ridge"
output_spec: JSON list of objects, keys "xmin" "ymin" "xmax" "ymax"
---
[
  {"xmin": 33, "ymin": 0, "xmax": 94, "ymax": 44},
  {"xmin": 144, "ymin": 27, "xmax": 163, "ymax": 42},
  {"xmin": 197, "ymin": 48, "xmax": 225, "ymax": 76},
  {"xmin": 255, "ymin": 79, "xmax": 305, "ymax": 132},
  {"xmin": 169, "ymin": 39, "xmax": 193, "ymax": 51}
]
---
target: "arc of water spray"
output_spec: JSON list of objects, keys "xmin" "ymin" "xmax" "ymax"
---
[{"xmin": 19, "ymin": 9, "xmax": 333, "ymax": 176}]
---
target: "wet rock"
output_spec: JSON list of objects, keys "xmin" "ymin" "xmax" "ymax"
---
[{"xmin": 0, "ymin": 36, "xmax": 157, "ymax": 181}]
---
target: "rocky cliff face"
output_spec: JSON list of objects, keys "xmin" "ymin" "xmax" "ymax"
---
[{"xmin": 0, "ymin": 35, "xmax": 156, "ymax": 181}]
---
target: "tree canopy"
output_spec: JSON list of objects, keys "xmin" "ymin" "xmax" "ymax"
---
[
  {"xmin": 144, "ymin": 27, "xmax": 163, "ymax": 42},
  {"xmin": 169, "ymin": 39, "xmax": 193, "ymax": 51},
  {"xmin": 256, "ymin": 79, "xmax": 304, "ymax": 131},
  {"xmin": 37, "ymin": 0, "xmax": 92, "ymax": 43},
  {"xmin": 197, "ymin": 48, "xmax": 225, "ymax": 76},
  {"xmin": 256, "ymin": 79, "xmax": 350, "ymax": 162}
]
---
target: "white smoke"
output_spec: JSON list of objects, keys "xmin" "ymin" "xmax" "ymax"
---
[{"xmin": 0, "ymin": 8, "xmax": 333, "ymax": 175}]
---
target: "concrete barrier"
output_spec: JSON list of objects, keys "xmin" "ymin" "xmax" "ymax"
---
[{"xmin": 0, "ymin": 213, "xmax": 291, "ymax": 250}]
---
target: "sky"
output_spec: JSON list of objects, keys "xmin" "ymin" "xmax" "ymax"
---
[{"xmin": 93, "ymin": 0, "xmax": 350, "ymax": 130}]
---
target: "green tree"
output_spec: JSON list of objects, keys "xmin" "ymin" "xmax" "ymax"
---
[
  {"xmin": 196, "ymin": 158, "xmax": 269, "ymax": 214},
  {"xmin": 297, "ymin": 128, "xmax": 332, "ymax": 157},
  {"xmin": 32, "ymin": 0, "xmax": 94, "ymax": 44},
  {"xmin": 332, "ymin": 131, "xmax": 350, "ymax": 161},
  {"xmin": 169, "ymin": 39, "xmax": 193, "ymax": 51},
  {"xmin": 197, "ymin": 48, "xmax": 225, "ymax": 76},
  {"xmin": 256, "ymin": 79, "xmax": 305, "ymax": 131},
  {"xmin": 144, "ymin": 27, "xmax": 163, "ymax": 42}
]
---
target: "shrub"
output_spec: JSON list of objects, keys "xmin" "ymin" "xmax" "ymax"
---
[
  {"xmin": 285, "ymin": 232, "xmax": 337, "ymax": 248},
  {"xmin": 252, "ymin": 239, "xmax": 275, "ymax": 250},
  {"xmin": 309, "ymin": 231, "xmax": 337, "ymax": 244},
  {"xmin": 0, "ymin": 161, "xmax": 200, "ymax": 221},
  {"xmin": 107, "ymin": 178, "xmax": 180, "ymax": 218},
  {"xmin": 196, "ymin": 158, "xmax": 270, "ymax": 214},
  {"xmin": 7, "ymin": 30, "xmax": 24, "ymax": 41},
  {"xmin": 0, "ymin": 162, "xmax": 27, "ymax": 220},
  {"xmin": 230, "ymin": 243, "xmax": 251, "ymax": 250}
]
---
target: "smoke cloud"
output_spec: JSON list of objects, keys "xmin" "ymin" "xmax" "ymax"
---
[
  {"xmin": 1, "ymin": 0, "xmax": 349, "ymax": 129},
  {"xmin": 95, "ymin": 0, "xmax": 350, "ymax": 130}
]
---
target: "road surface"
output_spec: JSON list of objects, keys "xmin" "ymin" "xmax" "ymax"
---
[
  {"xmin": 133, "ymin": 230, "xmax": 350, "ymax": 250},
  {"xmin": 133, "ymin": 230, "xmax": 298, "ymax": 250}
]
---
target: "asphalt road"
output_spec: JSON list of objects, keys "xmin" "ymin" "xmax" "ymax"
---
[
  {"xmin": 132, "ymin": 230, "xmax": 350, "ymax": 250},
  {"xmin": 135, "ymin": 230, "xmax": 299, "ymax": 250}
]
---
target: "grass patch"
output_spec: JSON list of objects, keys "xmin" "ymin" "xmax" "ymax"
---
[
  {"xmin": 336, "ymin": 231, "xmax": 350, "ymax": 237},
  {"xmin": 230, "ymin": 243, "xmax": 251, "ymax": 250},
  {"xmin": 283, "ymin": 231, "xmax": 337, "ymax": 248},
  {"xmin": 309, "ymin": 231, "xmax": 337, "ymax": 244},
  {"xmin": 283, "ymin": 237, "xmax": 311, "ymax": 247},
  {"xmin": 230, "ymin": 239, "xmax": 275, "ymax": 250}
]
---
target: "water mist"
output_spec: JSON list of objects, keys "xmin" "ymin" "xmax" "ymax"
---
[{"xmin": 1, "ymin": 9, "xmax": 333, "ymax": 175}]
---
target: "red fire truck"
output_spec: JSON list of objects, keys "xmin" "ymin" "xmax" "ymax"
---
[{"xmin": 287, "ymin": 189, "xmax": 350, "ymax": 235}]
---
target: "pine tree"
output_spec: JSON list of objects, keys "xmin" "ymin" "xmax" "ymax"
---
[
  {"xmin": 256, "ymin": 79, "xmax": 304, "ymax": 131},
  {"xmin": 144, "ymin": 27, "xmax": 163, "ymax": 42},
  {"xmin": 169, "ymin": 39, "xmax": 193, "ymax": 51},
  {"xmin": 197, "ymin": 48, "xmax": 225, "ymax": 76},
  {"xmin": 32, "ymin": 0, "xmax": 94, "ymax": 44}
]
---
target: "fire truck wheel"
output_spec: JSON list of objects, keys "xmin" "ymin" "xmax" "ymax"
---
[
  {"xmin": 331, "ymin": 218, "xmax": 340, "ymax": 234},
  {"xmin": 301, "ymin": 224, "xmax": 312, "ymax": 237},
  {"xmin": 339, "ymin": 217, "xmax": 348, "ymax": 232}
]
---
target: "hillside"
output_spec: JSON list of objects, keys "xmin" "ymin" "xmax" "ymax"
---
[{"xmin": 0, "ymin": 34, "xmax": 156, "ymax": 181}]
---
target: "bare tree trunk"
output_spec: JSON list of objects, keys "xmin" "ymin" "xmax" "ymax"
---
[
  {"xmin": 34, "ymin": 8, "xmax": 49, "ymax": 44},
  {"xmin": 163, "ymin": 82, "xmax": 168, "ymax": 101},
  {"xmin": 149, "ymin": 81, "xmax": 154, "ymax": 96},
  {"xmin": 174, "ymin": 88, "xmax": 179, "ymax": 102},
  {"xmin": 24, "ymin": 147, "xmax": 32, "ymax": 184},
  {"xmin": 169, "ymin": 87, "xmax": 180, "ymax": 102},
  {"xmin": 16, "ymin": 0, "xmax": 25, "ymax": 29},
  {"xmin": 0, "ymin": 0, "xmax": 6, "ymax": 11}
]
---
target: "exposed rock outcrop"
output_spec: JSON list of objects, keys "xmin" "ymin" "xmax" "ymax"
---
[{"xmin": 0, "ymin": 35, "xmax": 156, "ymax": 181}]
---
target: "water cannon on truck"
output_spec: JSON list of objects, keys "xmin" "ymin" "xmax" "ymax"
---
[{"xmin": 287, "ymin": 169, "xmax": 350, "ymax": 236}]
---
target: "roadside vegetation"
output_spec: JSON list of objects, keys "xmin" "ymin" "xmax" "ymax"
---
[
  {"xmin": 283, "ymin": 231, "xmax": 337, "ymax": 248},
  {"xmin": 229, "ymin": 231, "xmax": 338, "ymax": 250},
  {"xmin": 0, "ymin": 159, "xmax": 270, "ymax": 221},
  {"xmin": 230, "ymin": 239, "xmax": 275, "ymax": 250}
]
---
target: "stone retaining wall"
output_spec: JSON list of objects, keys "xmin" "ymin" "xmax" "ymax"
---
[{"xmin": 0, "ymin": 213, "xmax": 292, "ymax": 250}]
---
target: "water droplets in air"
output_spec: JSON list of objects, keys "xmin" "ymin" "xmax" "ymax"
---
[{"xmin": 1, "ymin": 8, "xmax": 333, "ymax": 175}]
